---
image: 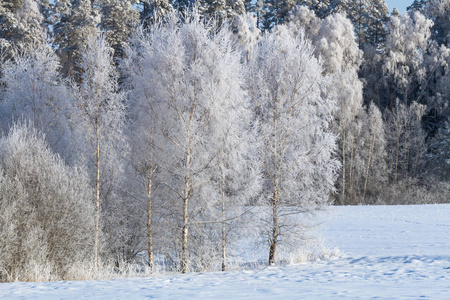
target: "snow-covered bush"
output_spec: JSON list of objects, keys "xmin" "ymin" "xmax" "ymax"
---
[{"xmin": 0, "ymin": 123, "xmax": 95, "ymax": 282}]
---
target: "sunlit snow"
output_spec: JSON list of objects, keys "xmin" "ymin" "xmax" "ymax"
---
[{"xmin": 1, "ymin": 204, "xmax": 449, "ymax": 299}]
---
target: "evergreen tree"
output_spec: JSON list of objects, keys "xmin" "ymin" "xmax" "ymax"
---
[
  {"xmin": 99, "ymin": 0, "xmax": 139, "ymax": 58},
  {"xmin": 0, "ymin": 0, "xmax": 45, "ymax": 54},
  {"xmin": 244, "ymin": 0, "xmax": 265, "ymax": 29},
  {"xmin": 140, "ymin": 0, "xmax": 173, "ymax": 27},
  {"xmin": 262, "ymin": 0, "xmax": 296, "ymax": 30},
  {"xmin": 53, "ymin": 0, "xmax": 99, "ymax": 79},
  {"xmin": 296, "ymin": 0, "xmax": 331, "ymax": 18},
  {"xmin": 366, "ymin": 0, "xmax": 389, "ymax": 47}
]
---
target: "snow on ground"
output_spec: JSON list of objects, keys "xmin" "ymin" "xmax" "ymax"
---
[{"xmin": 1, "ymin": 204, "xmax": 449, "ymax": 299}]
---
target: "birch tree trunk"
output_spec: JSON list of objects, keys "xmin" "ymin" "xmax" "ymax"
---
[
  {"xmin": 341, "ymin": 128, "xmax": 346, "ymax": 204},
  {"xmin": 363, "ymin": 135, "xmax": 375, "ymax": 202},
  {"xmin": 268, "ymin": 189, "xmax": 279, "ymax": 266},
  {"xmin": 94, "ymin": 106, "xmax": 101, "ymax": 272},
  {"xmin": 146, "ymin": 165, "xmax": 156, "ymax": 273},
  {"xmin": 181, "ymin": 144, "xmax": 191, "ymax": 274},
  {"xmin": 221, "ymin": 171, "xmax": 226, "ymax": 272}
]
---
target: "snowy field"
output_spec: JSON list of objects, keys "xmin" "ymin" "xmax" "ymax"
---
[{"xmin": 1, "ymin": 204, "xmax": 449, "ymax": 299}]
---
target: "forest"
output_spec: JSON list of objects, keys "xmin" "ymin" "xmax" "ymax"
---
[{"xmin": 0, "ymin": 0, "xmax": 449, "ymax": 282}]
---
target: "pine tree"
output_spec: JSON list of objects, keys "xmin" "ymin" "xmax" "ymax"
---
[
  {"xmin": 262, "ymin": 0, "xmax": 296, "ymax": 30},
  {"xmin": 0, "ymin": 0, "xmax": 45, "ymax": 54},
  {"xmin": 296, "ymin": 0, "xmax": 331, "ymax": 18},
  {"xmin": 99, "ymin": 0, "xmax": 139, "ymax": 58},
  {"xmin": 366, "ymin": 0, "xmax": 389, "ymax": 47},
  {"xmin": 173, "ymin": 0, "xmax": 196, "ymax": 12},
  {"xmin": 245, "ymin": 0, "xmax": 265, "ymax": 29},
  {"xmin": 140, "ymin": 0, "xmax": 173, "ymax": 27},
  {"xmin": 53, "ymin": 0, "xmax": 99, "ymax": 79}
]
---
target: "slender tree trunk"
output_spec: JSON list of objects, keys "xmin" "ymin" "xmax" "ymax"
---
[
  {"xmin": 181, "ymin": 195, "xmax": 189, "ymax": 273},
  {"xmin": 394, "ymin": 132, "xmax": 400, "ymax": 183},
  {"xmin": 358, "ymin": 0, "xmax": 362, "ymax": 49},
  {"xmin": 268, "ymin": 189, "xmax": 279, "ymax": 266},
  {"xmin": 147, "ymin": 167, "xmax": 154, "ymax": 273},
  {"xmin": 389, "ymin": 77, "xmax": 393, "ymax": 111},
  {"xmin": 349, "ymin": 136, "xmax": 356, "ymax": 197},
  {"xmin": 341, "ymin": 128, "xmax": 346, "ymax": 205},
  {"xmin": 221, "ymin": 172, "xmax": 226, "ymax": 272},
  {"xmin": 363, "ymin": 135, "xmax": 375, "ymax": 202},
  {"xmin": 94, "ymin": 113, "xmax": 100, "ymax": 272},
  {"xmin": 413, "ymin": 149, "xmax": 420, "ymax": 179},
  {"xmin": 181, "ymin": 147, "xmax": 191, "ymax": 274}
]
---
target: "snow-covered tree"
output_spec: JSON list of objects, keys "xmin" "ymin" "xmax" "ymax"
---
[
  {"xmin": 173, "ymin": 0, "xmax": 196, "ymax": 12},
  {"xmin": 0, "ymin": 0, "xmax": 45, "ymax": 54},
  {"xmin": 382, "ymin": 11, "xmax": 433, "ymax": 109},
  {"xmin": 244, "ymin": 0, "xmax": 266, "ymax": 29},
  {"xmin": 248, "ymin": 25, "xmax": 338, "ymax": 265},
  {"xmin": 0, "ymin": 123, "xmax": 94, "ymax": 282},
  {"xmin": 424, "ymin": 0, "xmax": 450, "ymax": 46},
  {"xmin": 231, "ymin": 13, "xmax": 260, "ymax": 62},
  {"xmin": 385, "ymin": 100, "xmax": 427, "ymax": 182},
  {"xmin": 124, "ymin": 11, "xmax": 261, "ymax": 273},
  {"xmin": 72, "ymin": 34, "xmax": 127, "ymax": 271},
  {"xmin": 53, "ymin": 0, "xmax": 100, "ymax": 78},
  {"xmin": 290, "ymin": 9, "xmax": 365, "ymax": 204},
  {"xmin": 203, "ymin": 24, "xmax": 261, "ymax": 271},
  {"xmin": 366, "ymin": 0, "xmax": 389, "ymax": 47},
  {"xmin": 0, "ymin": 43, "xmax": 74, "ymax": 161},
  {"xmin": 328, "ymin": 0, "xmax": 388, "ymax": 49},
  {"xmin": 361, "ymin": 102, "xmax": 387, "ymax": 201},
  {"xmin": 139, "ymin": 0, "xmax": 173, "ymax": 27},
  {"xmin": 295, "ymin": 0, "xmax": 331, "ymax": 18},
  {"xmin": 99, "ymin": 0, "xmax": 139, "ymax": 58},
  {"xmin": 426, "ymin": 120, "xmax": 450, "ymax": 180},
  {"xmin": 261, "ymin": 0, "xmax": 296, "ymax": 30},
  {"xmin": 201, "ymin": 0, "xmax": 245, "ymax": 23}
]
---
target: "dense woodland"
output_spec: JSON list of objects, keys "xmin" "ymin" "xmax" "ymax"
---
[{"xmin": 0, "ymin": 0, "xmax": 449, "ymax": 282}]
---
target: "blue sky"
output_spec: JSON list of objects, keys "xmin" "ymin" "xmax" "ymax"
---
[{"xmin": 385, "ymin": 0, "xmax": 414, "ymax": 13}]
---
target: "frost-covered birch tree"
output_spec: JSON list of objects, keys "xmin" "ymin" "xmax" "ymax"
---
[
  {"xmin": 0, "ymin": 43, "xmax": 74, "ymax": 161},
  {"xmin": 383, "ymin": 11, "xmax": 433, "ymax": 108},
  {"xmin": 290, "ymin": 9, "xmax": 365, "ymax": 204},
  {"xmin": 385, "ymin": 100, "xmax": 427, "ymax": 183},
  {"xmin": 361, "ymin": 102, "xmax": 387, "ymax": 202},
  {"xmin": 124, "ymin": 11, "xmax": 260, "ymax": 273},
  {"xmin": 248, "ymin": 25, "xmax": 338, "ymax": 265},
  {"xmin": 72, "ymin": 34, "xmax": 127, "ymax": 271}
]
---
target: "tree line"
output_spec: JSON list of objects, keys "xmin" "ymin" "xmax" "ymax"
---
[{"xmin": 0, "ymin": 0, "xmax": 449, "ymax": 282}]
